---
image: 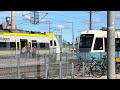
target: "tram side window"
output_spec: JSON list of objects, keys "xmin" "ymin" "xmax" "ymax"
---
[
  {"xmin": 45, "ymin": 43, "xmax": 49, "ymax": 49},
  {"xmin": 17, "ymin": 42, "xmax": 19, "ymax": 50},
  {"xmin": 32, "ymin": 43, "xmax": 37, "ymax": 48},
  {"xmin": 39, "ymin": 43, "xmax": 49, "ymax": 49},
  {"xmin": 54, "ymin": 40, "xmax": 57, "ymax": 46},
  {"xmin": 32, "ymin": 40, "xmax": 37, "ymax": 48},
  {"xmin": 10, "ymin": 42, "xmax": 16, "ymax": 50},
  {"xmin": 0, "ymin": 42, "xmax": 7, "ymax": 50},
  {"xmin": 40, "ymin": 43, "xmax": 45, "ymax": 48},
  {"xmin": 94, "ymin": 38, "xmax": 103, "ymax": 50},
  {"xmin": 116, "ymin": 38, "xmax": 120, "ymax": 51},
  {"xmin": 50, "ymin": 40, "xmax": 52, "ymax": 46}
]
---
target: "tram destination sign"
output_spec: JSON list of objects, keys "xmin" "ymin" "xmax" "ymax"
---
[
  {"xmin": 81, "ymin": 34, "xmax": 94, "ymax": 37},
  {"xmin": 0, "ymin": 37, "xmax": 10, "ymax": 41}
]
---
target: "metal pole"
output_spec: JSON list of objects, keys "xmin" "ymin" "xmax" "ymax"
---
[
  {"xmin": 44, "ymin": 54, "xmax": 46, "ymax": 77},
  {"xmin": 67, "ymin": 22, "xmax": 74, "ymax": 56},
  {"xmin": 66, "ymin": 53, "xmax": 68, "ymax": 76},
  {"xmin": 61, "ymin": 29, "xmax": 62, "ymax": 53},
  {"xmin": 49, "ymin": 22, "xmax": 50, "ymax": 33},
  {"xmin": 11, "ymin": 11, "xmax": 16, "ymax": 29},
  {"xmin": 37, "ymin": 55, "xmax": 41, "ymax": 79},
  {"xmin": 71, "ymin": 63, "xmax": 74, "ymax": 79},
  {"xmin": 45, "ymin": 64, "xmax": 48, "ymax": 79},
  {"xmin": 16, "ymin": 54, "xmax": 20, "ymax": 79},
  {"xmin": 59, "ymin": 62, "xmax": 62, "ymax": 79},
  {"xmin": 90, "ymin": 11, "xmax": 92, "ymax": 30},
  {"xmin": 77, "ymin": 37, "xmax": 80, "ymax": 53},
  {"xmin": 82, "ymin": 62, "xmax": 85, "ymax": 77},
  {"xmin": 60, "ymin": 29, "xmax": 62, "ymax": 61},
  {"xmin": 72, "ymin": 22, "xmax": 74, "ymax": 56},
  {"xmin": 107, "ymin": 11, "xmax": 116, "ymax": 79}
]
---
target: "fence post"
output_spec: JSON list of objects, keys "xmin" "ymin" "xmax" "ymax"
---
[
  {"xmin": 71, "ymin": 62, "xmax": 74, "ymax": 79},
  {"xmin": 59, "ymin": 62, "xmax": 62, "ymax": 79},
  {"xmin": 60, "ymin": 52, "xmax": 62, "ymax": 61},
  {"xmin": 37, "ymin": 55, "xmax": 41, "ymax": 79},
  {"xmin": 82, "ymin": 62, "xmax": 85, "ymax": 77},
  {"xmin": 44, "ymin": 54, "xmax": 47, "ymax": 78},
  {"xmin": 16, "ymin": 54, "xmax": 20, "ymax": 79},
  {"xmin": 45, "ymin": 64, "xmax": 48, "ymax": 79},
  {"xmin": 66, "ymin": 53, "xmax": 68, "ymax": 76}
]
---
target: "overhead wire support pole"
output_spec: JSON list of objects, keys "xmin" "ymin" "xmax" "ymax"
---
[
  {"xmin": 72, "ymin": 22, "xmax": 74, "ymax": 56},
  {"xmin": 87, "ymin": 11, "xmax": 96, "ymax": 30},
  {"xmin": 90, "ymin": 11, "xmax": 92, "ymax": 30},
  {"xmin": 107, "ymin": 11, "xmax": 116, "ymax": 79},
  {"xmin": 66, "ymin": 22, "xmax": 74, "ymax": 56}
]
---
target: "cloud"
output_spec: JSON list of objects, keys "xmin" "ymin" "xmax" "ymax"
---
[
  {"xmin": 115, "ymin": 14, "xmax": 120, "ymax": 19},
  {"xmin": 57, "ymin": 24, "xmax": 64, "ymax": 29},
  {"xmin": 82, "ymin": 19, "xmax": 89, "ymax": 24},
  {"xmin": 82, "ymin": 18, "xmax": 101, "ymax": 24},
  {"xmin": 93, "ymin": 19, "xmax": 101, "ymax": 23},
  {"xmin": 22, "ymin": 15, "xmax": 50, "ymax": 24},
  {"xmin": 23, "ymin": 15, "xmax": 31, "ymax": 20}
]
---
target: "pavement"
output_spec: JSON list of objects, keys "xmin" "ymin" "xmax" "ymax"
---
[{"xmin": 48, "ymin": 74, "xmax": 120, "ymax": 79}]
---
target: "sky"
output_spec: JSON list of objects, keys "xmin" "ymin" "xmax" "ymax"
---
[{"xmin": 0, "ymin": 11, "xmax": 120, "ymax": 43}]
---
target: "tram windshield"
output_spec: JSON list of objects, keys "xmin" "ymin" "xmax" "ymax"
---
[{"xmin": 79, "ymin": 34, "xmax": 94, "ymax": 48}]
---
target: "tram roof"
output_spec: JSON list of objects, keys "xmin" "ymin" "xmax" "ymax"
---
[{"xmin": 0, "ymin": 29, "xmax": 56, "ymax": 38}]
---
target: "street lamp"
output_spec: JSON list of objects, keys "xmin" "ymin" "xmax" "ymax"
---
[{"xmin": 66, "ymin": 22, "xmax": 74, "ymax": 56}]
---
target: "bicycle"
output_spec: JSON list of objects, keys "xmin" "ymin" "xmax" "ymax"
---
[
  {"xmin": 74, "ymin": 56, "xmax": 104, "ymax": 78},
  {"xmin": 99, "ymin": 56, "xmax": 120, "ymax": 75},
  {"xmin": 89, "ymin": 56, "xmax": 104, "ymax": 78}
]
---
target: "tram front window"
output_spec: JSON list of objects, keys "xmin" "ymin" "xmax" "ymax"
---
[
  {"xmin": 94, "ymin": 38, "xmax": 103, "ymax": 50},
  {"xmin": 79, "ymin": 34, "xmax": 94, "ymax": 48}
]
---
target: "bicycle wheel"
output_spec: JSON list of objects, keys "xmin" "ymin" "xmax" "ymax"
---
[
  {"xmin": 74, "ymin": 64, "xmax": 82, "ymax": 76},
  {"xmin": 91, "ymin": 65, "xmax": 104, "ymax": 78}
]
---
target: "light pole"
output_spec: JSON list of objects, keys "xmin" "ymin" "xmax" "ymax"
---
[{"xmin": 66, "ymin": 22, "xmax": 74, "ymax": 56}]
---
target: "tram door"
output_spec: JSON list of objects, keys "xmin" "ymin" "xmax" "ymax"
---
[{"xmin": 20, "ymin": 39, "xmax": 28, "ymax": 49}]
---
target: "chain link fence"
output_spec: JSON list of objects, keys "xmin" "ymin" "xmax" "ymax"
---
[
  {"xmin": 0, "ymin": 52, "xmax": 80, "ymax": 79},
  {"xmin": 1, "ymin": 52, "xmax": 120, "ymax": 79}
]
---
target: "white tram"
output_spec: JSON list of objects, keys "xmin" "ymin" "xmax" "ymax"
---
[
  {"xmin": 78, "ymin": 27, "xmax": 120, "ymax": 60},
  {"xmin": 0, "ymin": 29, "xmax": 60, "ymax": 60}
]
